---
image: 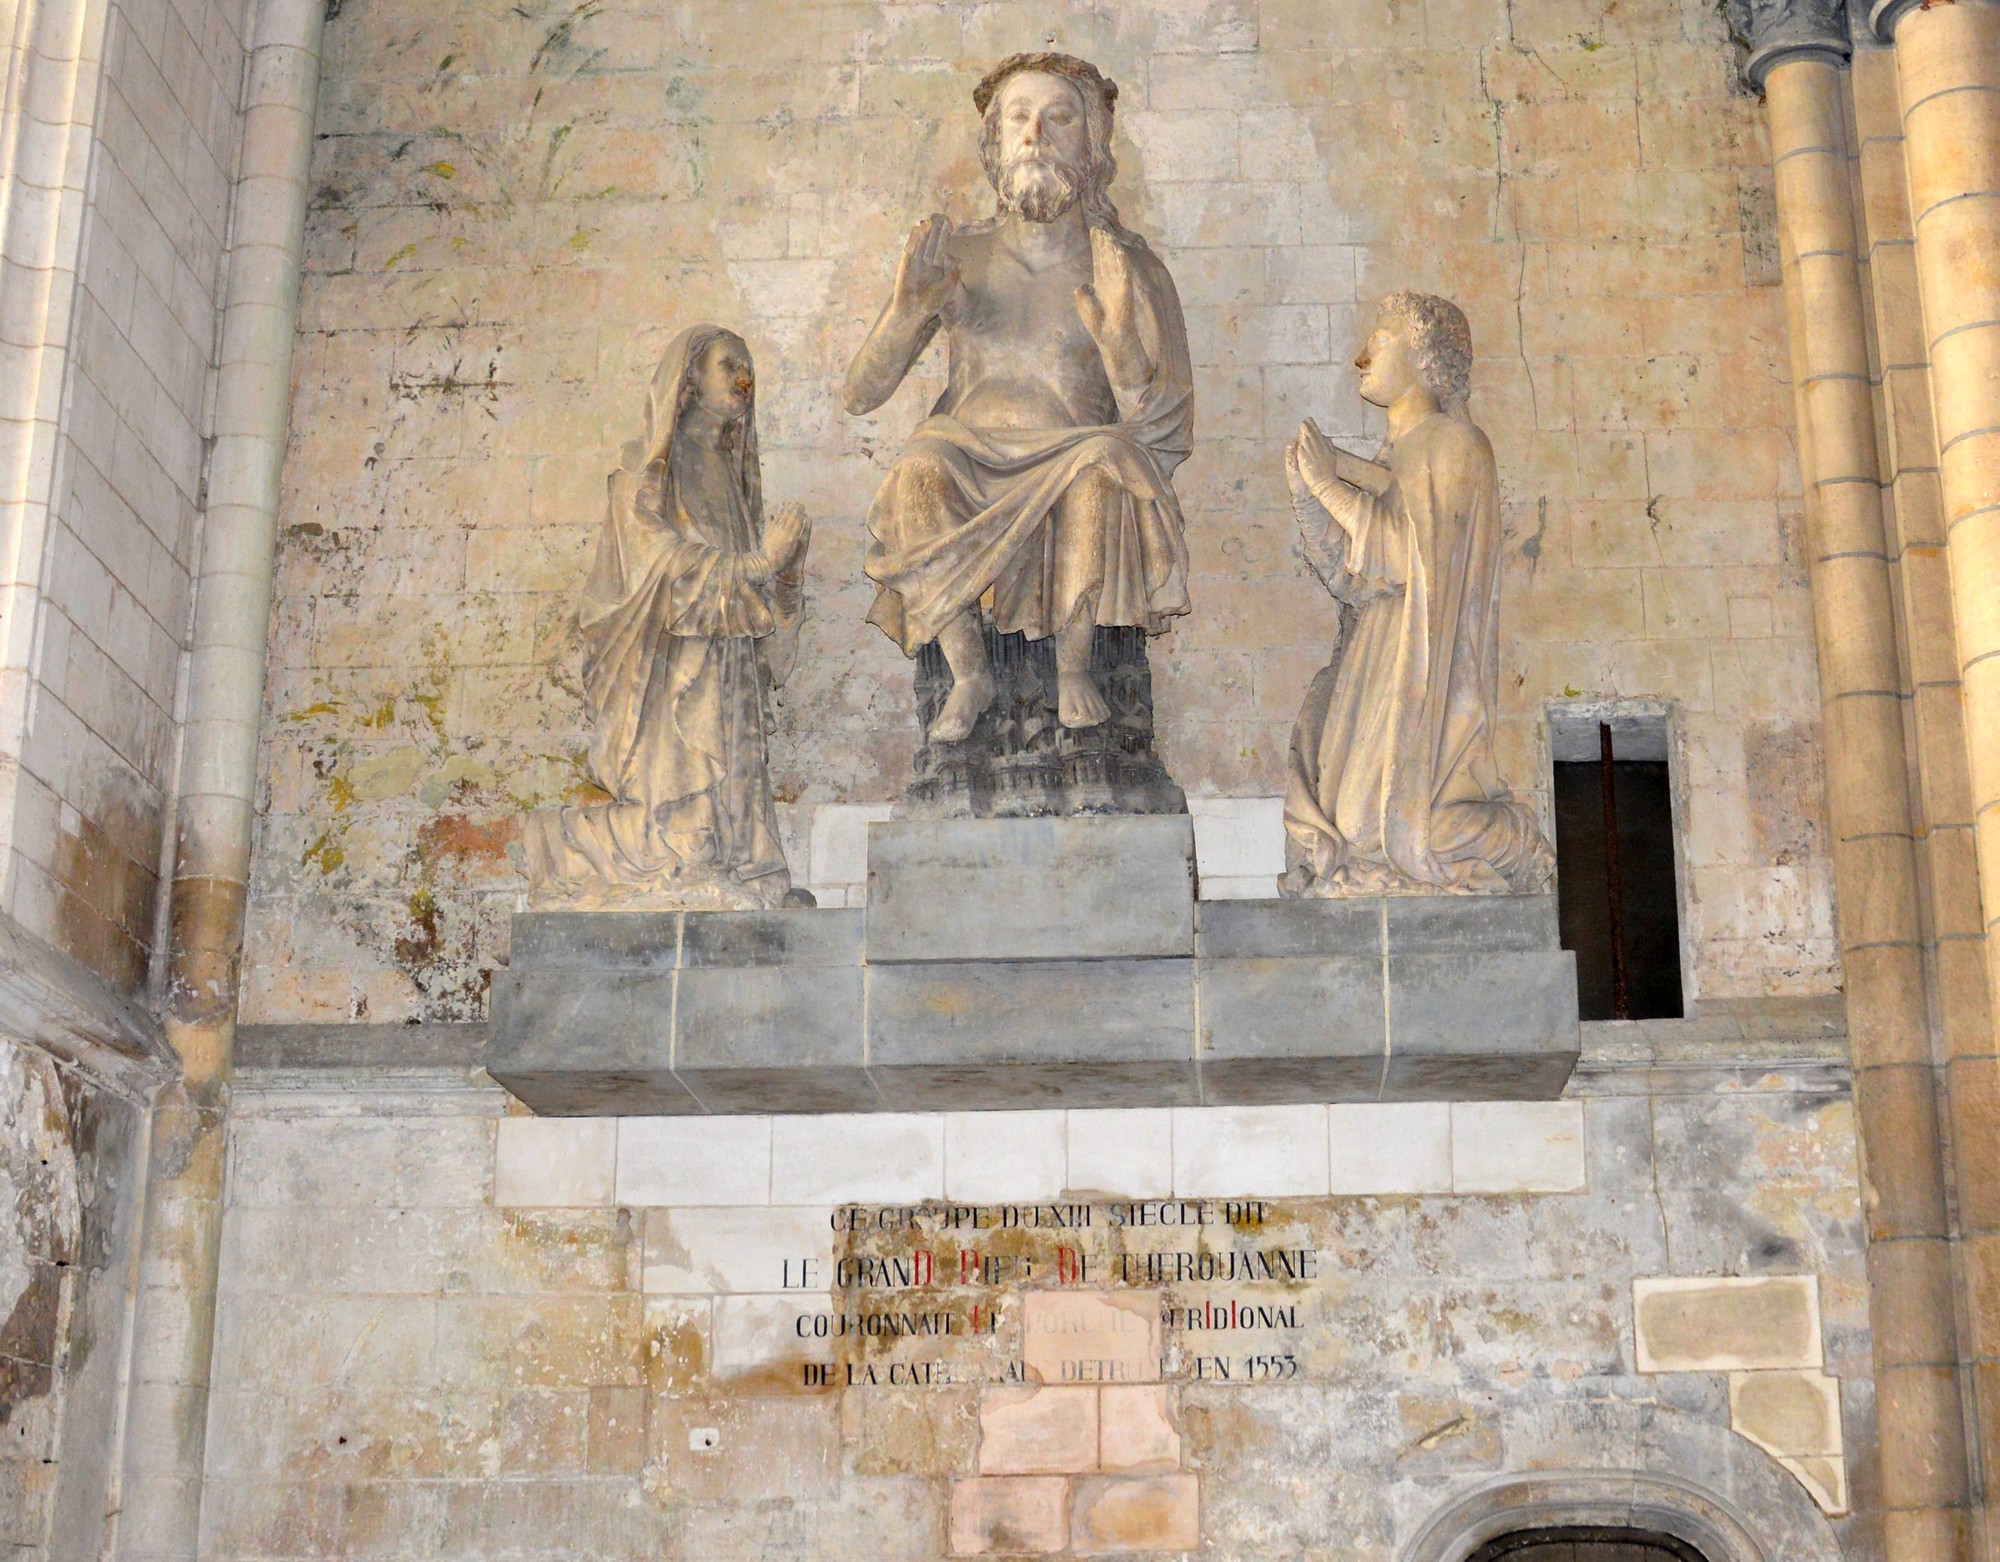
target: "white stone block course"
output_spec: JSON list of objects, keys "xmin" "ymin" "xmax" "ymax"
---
[
  {"xmin": 771, "ymin": 1112, "xmax": 945, "ymax": 1204},
  {"xmin": 617, "ymin": 1117, "xmax": 773, "ymax": 1206},
  {"xmin": 1450, "ymin": 1101, "xmax": 1587, "ymax": 1194},
  {"xmin": 1171, "ymin": 1105, "xmax": 1330, "ymax": 1197},
  {"xmin": 1188, "ymin": 796, "xmax": 1285, "ymax": 883},
  {"xmin": 806, "ymin": 802, "xmax": 895, "ymax": 895},
  {"xmin": 1328, "ymin": 1103, "xmax": 1452, "ymax": 1194},
  {"xmin": 1066, "ymin": 1108, "xmax": 1174, "ymax": 1199},
  {"xmin": 944, "ymin": 1111, "xmax": 1067, "ymax": 1203}
]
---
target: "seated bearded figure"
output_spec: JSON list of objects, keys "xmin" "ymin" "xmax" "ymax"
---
[{"xmin": 844, "ymin": 53, "xmax": 1195, "ymax": 747}]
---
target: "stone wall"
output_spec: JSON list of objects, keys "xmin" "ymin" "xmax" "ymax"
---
[
  {"xmin": 202, "ymin": 1054, "xmax": 1875, "ymax": 1559},
  {"xmin": 243, "ymin": 0, "xmax": 1834, "ymax": 1026},
  {"xmin": 4, "ymin": 0, "xmax": 250, "ymax": 993},
  {"xmin": 0, "ymin": 1040, "xmax": 145, "ymax": 1562},
  {"xmin": 0, "ymin": 0, "xmax": 248, "ymax": 1552}
]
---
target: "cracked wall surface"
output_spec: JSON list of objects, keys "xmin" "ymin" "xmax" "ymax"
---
[{"xmin": 243, "ymin": 0, "xmax": 1834, "ymax": 1024}]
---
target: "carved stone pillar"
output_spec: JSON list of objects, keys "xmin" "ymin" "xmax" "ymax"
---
[
  {"xmin": 1745, "ymin": 4, "xmax": 1975, "ymax": 1556},
  {"xmin": 1870, "ymin": 4, "xmax": 2000, "ymax": 1555},
  {"xmin": 114, "ymin": 1, "xmax": 327, "ymax": 1555}
]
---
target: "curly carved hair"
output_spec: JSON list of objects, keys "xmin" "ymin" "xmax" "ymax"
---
[
  {"xmin": 1378, "ymin": 290, "xmax": 1473, "ymax": 413},
  {"xmin": 973, "ymin": 52, "xmax": 1134, "ymax": 240}
]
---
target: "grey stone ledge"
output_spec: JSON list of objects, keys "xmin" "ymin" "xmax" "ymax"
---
[
  {"xmin": 233, "ymin": 996, "xmax": 1854, "ymax": 1107},
  {"xmin": 482, "ymin": 894, "xmax": 1584, "ymax": 1115},
  {"xmin": 230, "ymin": 992, "xmax": 1856, "ymax": 1104},
  {"xmin": 236, "ymin": 1021, "xmax": 490, "ymax": 1070},
  {"xmin": 0, "ymin": 910, "xmax": 172, "ymax": 1098}
]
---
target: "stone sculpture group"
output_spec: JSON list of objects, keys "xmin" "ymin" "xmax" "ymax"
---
[{"xmin": 526, "ymin": 52, "xmax": 1552, "ymax": 910}]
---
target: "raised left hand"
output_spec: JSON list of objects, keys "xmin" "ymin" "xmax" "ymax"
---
[{"xmin": 1074, "ymin": 229, "xmax": 1153, "ymax": 390}]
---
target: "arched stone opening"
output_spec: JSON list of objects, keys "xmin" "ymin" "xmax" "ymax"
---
[
  {"xmin": 1402, "ymin": 1473, "xmax": 1769, "ymax": 1562},
  {"xmin": 1465, "ymin": 1526, "xmax": 1712, "ymax": 1560}
]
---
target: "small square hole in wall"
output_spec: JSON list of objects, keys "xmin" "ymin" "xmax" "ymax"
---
[{"xmin": 1549, "ymin": 708, "xmax": 1685, "ymax": 1022}]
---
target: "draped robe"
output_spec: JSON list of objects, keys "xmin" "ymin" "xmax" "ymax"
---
[
  {"xmin": 526, "ymin": 327, "xmax": 802, "ymax": 909},
  {"xmin": 863, "ymin": 227, "xmax": 1194, "ymax": 653},
  {"xmin": 1282, "ymin": 411, "xmax": 1553, "ymax": 896}
]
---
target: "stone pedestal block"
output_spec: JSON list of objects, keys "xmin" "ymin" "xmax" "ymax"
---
[
  {"xmin": 865, "ymin": 816, "xmax": 1196, "ymax": 962},
  {"xmin": 487, "ymin": 821, "xmax": 1580, "ymax": 1115},
  {"xmin": 489, "ymin": 910, "xmax": 870, "ymax": 1115}
]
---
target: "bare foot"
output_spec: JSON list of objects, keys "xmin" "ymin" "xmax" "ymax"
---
[
  {"xmin": 1057, "ymin": 668, "xmax": 1110, "ymax": 729},
  {"xmin": 927, "ymin": 669, "xmax": 996, "ymax": 743}
]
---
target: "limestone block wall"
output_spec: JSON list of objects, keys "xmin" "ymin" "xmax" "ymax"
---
[
  {"xmin": 201, "ymin": 1064, "xmax": 1872, "ymax": 1559},
  {"xmin": 0, "ymin": 0, "xmax": 249, "ymax": 1554},
  {"xmin": 244, "ymin": 0, "xmax": 1835, "ymax": 1025},
  {"xmin": 0, "ymin": 0, "xmax": 251, "ymax": 992}
]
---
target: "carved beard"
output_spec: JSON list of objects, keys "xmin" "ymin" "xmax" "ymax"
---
[{"xmin": 999, "ymin": 151, "xmax": 1081, "ymax": 223}]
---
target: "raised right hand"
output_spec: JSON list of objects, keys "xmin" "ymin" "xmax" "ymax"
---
[
  {"xmin": 761, "ymin": 502, "xmax": 810, "ymax": 571},
  {"xmin": 892, "ymin": 214, "xmax": 960, "ymax": 319}
]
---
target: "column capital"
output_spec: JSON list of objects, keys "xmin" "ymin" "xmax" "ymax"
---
[
  {"xmin": 1867, "ymin": 0, "xmax": 1929, "ymax": 39},
  {"xmin": 1736, "ymin": 0, "xmax": 1855, "ymax": 89}
]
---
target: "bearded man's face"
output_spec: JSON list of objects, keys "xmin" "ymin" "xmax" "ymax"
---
[{"xmin": 993, "ymin": 71, "xmax": 1090, "ymax": 223}]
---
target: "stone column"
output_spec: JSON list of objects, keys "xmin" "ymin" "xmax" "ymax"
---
[
  {"xmin": 112, "ymin": 0, "xmax": 325, "ymax": 1555},
  {"xmin": 1748, "ymin": 6, "xmax": 1973, "ymax": 1557},
  {"xmin": 1872, "ymin": 4, "xmax": 2000, "ymax": 1554}
]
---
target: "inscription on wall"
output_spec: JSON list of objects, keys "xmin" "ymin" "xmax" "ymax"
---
[{"xmin": 779, "ymin": 1200, "xmax": 1319, "ymax": 1390}]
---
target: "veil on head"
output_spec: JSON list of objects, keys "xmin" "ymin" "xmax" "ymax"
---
[{"xmin": 626, "ymin": 323, "xmax": 766, "ymax": 533}]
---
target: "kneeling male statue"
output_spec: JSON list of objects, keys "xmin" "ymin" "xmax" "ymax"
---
[
  {"xmin": 845, "ymin": 52, "xmax": 1194, "ymax": 815},
  {"xmin": 1282, "ymin": 293, "xmax": 1554, "ymax": 897}
]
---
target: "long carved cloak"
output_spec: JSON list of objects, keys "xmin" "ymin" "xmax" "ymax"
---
[
  {"xmin": 1284, "ymin": 411, "xmax": 1552, "ymax": 895},
  {"xmin": 527, "ymin": 325, "xmax": 801, "ymax": 907},
  {"xmin": 863, "ymin": 229, "xmax": 1194, "ymax": 653}
]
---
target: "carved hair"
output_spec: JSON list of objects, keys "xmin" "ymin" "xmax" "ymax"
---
[
  {"xmin": 974, "ymin": 52, "xmax": 1135, "ymax": 241},
  {"xmin": 1378, "ymin": 290, "xmax": 1473, "ymax": 419}
]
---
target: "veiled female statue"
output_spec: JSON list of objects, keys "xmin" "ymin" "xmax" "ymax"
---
[
  {"xmin": 1280, "ymin": 292, "xmax": 1553, "ymax": 897},
  {"xmin": 527, "ymin": 325, "xmax": 811, "ymax": 910}
]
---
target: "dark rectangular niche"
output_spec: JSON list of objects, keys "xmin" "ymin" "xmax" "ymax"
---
[{"xmin": 1551, "ymin": 711, "xmax": 1685, "ymax": 1023}]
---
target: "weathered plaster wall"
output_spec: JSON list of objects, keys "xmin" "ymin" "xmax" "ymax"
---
[
  {"xmin": 201, "ymin": 1060, "xmax": 1874, "ymax": 1559},
  {"xmin": 243, "ymin": 0, "xmax": 1832, "ymax": 1025},
  {"xmin": 3, "ymin": 0, "xmax": 251, "ymax": 992}
]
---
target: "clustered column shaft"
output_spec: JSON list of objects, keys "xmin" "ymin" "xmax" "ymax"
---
[
  {"xmin": 1758, "ymin": 46, "xmax": 1972, "ymax": 1561},
  {"xmin": 113, "ymin": 0, "xmax": 326, "ymax": 1556},
  {"xmin": 1874, "ymin": 5, "xmax": 2000, "ymax": 1556}
]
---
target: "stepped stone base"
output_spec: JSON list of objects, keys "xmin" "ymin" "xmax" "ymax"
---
[{"xmin": 487, "ymin": 818, "xmax": 1579, "ymax": 1115}]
